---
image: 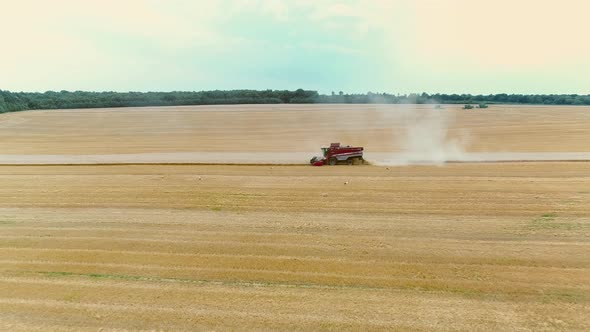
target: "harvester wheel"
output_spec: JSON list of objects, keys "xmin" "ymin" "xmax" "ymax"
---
[
  {"xmin": 329, "ymin": 158, "xmax": 337, "ymax": 166},
  {"xmin": 346, "ymin": 159, "xmax": 353, "ymax": 165}
]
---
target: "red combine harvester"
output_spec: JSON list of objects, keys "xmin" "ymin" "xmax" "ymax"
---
[{"xmin": 310, "ymin": 143, "xmax": 364, "ymax": 166}]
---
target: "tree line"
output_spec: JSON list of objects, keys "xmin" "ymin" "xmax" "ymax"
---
[
  {"xmin": 321, "ymin": 92, "xmax": 590, "ymax": 105},
  {"xmin": 1, "ymin": 89, "xmax": 590, "ymax": 113}
]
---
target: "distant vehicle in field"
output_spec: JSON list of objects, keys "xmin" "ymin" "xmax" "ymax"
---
[{"xmin": 310, "ymin": 143, "xmax": 364, "ymax": 166}]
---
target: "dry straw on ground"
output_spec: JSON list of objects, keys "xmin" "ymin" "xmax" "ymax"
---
[{"xmin": 0, "ymin": 105, "xmax": 589, "ymax": 330}]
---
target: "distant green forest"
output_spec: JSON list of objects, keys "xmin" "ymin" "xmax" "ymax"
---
[{"xmin": 1, "ymin": 89, "xmax": 590, "ymax": 113}]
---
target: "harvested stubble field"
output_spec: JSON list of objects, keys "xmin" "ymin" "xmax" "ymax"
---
[
  {"xmin": 1, "ymin": 164, "xmax": 589, "ymax": 330},
  {"xmin": 0, "ymin": 105, "xmax": 589, "ymax": 331}
]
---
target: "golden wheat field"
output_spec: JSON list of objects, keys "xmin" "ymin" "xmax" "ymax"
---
[
  {"xmin": 0, "ymin": 105, "xmax": 589, "ymax": 331},
  {"xmin": 1, "ymin": 104, "xmax": 590, "ymax": 155}
]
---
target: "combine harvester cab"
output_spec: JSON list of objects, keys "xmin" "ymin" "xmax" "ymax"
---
[{"xmin": 310, "ymin": 143, "xmax": 364, "ymax": 166}]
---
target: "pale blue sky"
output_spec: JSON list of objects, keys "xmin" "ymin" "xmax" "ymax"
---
[{"xmin": 2, "ymin": 0, "xmax": 589, "ymax": 94}]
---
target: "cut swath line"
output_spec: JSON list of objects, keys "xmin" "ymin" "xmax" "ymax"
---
[
  {"xmin": 0, "ymin": 298, "xmax": 395, "ymax": 327},
  {"xmin": 0, "ymin": 235, "xmax": 330, "ymax": 249},
  {"xmin": 1, "ymin": 249, "xmax": 588, "ymax": 270},
  {"xmin": 1, "ymin": 260, "xmax": 399, "ymax": 280}
]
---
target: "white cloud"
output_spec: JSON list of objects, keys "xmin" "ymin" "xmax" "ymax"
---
[
  {"xmin": 261, "ymin": 0, "xmax": 290, "ymax": 21},
  {"xmin": 299, "ymin": 41, "xmax": 365, "ymax": 55},
  {"xmin": 231, "ymin": 0, "xmax": 290, "ymax": 21},
  {"xmin": 1, "ymin": 0, "xmax": 589, "ymax": 93}
]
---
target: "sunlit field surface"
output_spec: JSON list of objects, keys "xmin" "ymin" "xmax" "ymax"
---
[{"xmin": 0, "ymin": 105, "xmax": 589, "ymax": 330}]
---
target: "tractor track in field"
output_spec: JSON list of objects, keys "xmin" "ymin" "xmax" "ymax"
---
[
  {"xmin": 1, "ymin": 152, "xmax": 590, "ymax": 166},
  {"xmin": 0, "ymin": 160, "xmax": 590, "ymax": 167}
]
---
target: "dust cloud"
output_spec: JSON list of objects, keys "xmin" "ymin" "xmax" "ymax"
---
[{"xmin": 369, "ymin": 104, "xmax": 470, "ymax": 166}]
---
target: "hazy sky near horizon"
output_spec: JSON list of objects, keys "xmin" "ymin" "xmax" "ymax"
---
[{"xmin": 2, "ymin": 0, "xmax": 589, "ymax": 94}]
